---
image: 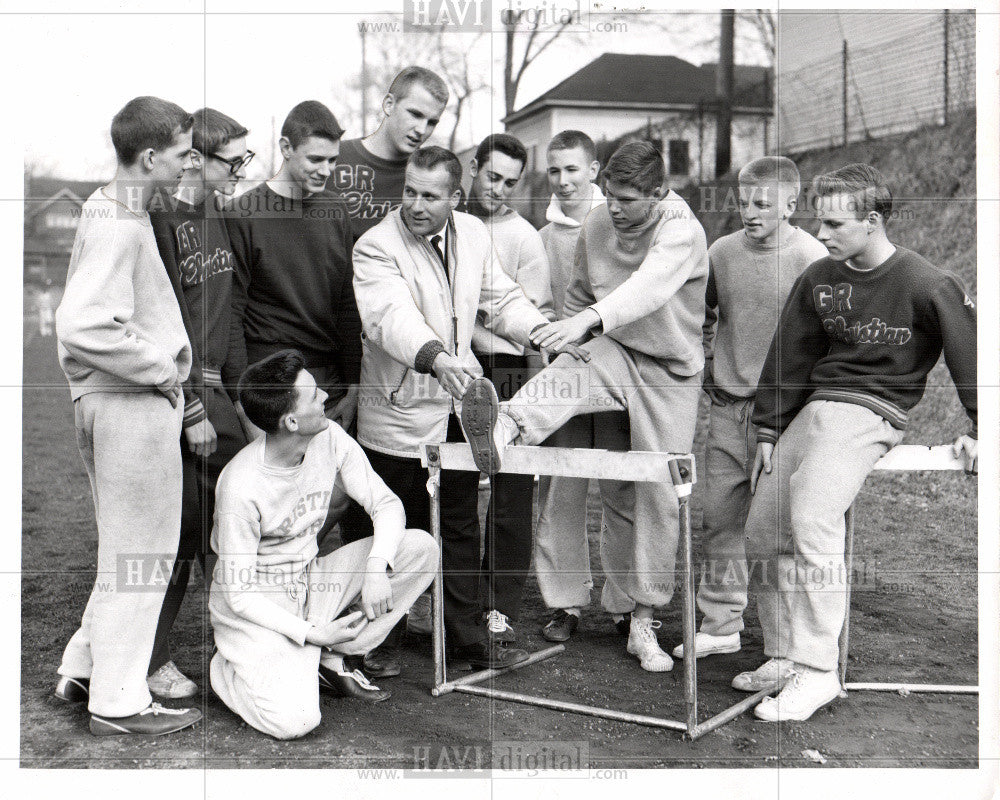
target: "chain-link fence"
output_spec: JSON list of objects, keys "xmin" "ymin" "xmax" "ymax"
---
[{"xmin": 777, "ymin": 10, "xmax": 975, "ymax": 153}]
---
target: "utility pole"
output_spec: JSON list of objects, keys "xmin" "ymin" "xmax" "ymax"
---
[{"xmin": 715, "ymin": 9, "xmax": 735, "ymax": 178}]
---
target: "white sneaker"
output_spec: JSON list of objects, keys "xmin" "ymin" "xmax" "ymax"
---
[
  {"xmin": 753, "ymin": 665, "xmax": 841, "ymax": 722},
  {"xmin": 626, "ymin": 617, "xmax": 673, "ymax": 672},
  {"xmin": 672, "ymin": 631, "xmax": 741, "ymax": 659},
  {"xmin": 147, "ymin": 660, "xmax": 198, "ymax": 699},
  {"xmin": 407, "ymin": 592, "xmax": 433, "ymax": 636},
  {"xmin": 484, "ymin": 609, "xmax": 515, "ymax": 642},
  {"xmin": 731, "ymin": 657, "xmax": 796, "ymax": 692}
]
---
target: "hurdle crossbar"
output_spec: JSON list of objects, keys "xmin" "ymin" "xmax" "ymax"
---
[
  {"xmin": 839, "ymin": 444, "xmax": 978, "ymax": 696},
  {"xmin": 421, "ymin": 441, "xmax": 755, "ymax": 740}
]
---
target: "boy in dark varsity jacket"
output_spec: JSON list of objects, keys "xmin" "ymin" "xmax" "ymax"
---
[
  {"xmin": 736, "ymin": 163, "xmax": 977, "ymax": 722},
  {"xmin": 333, "ymin": 67, "xmax": 448, "ymax": 243},
  {"xmin": 224, "ymin": 101, "xmax": 361, "ymax": 431},
  {"xmin": 149, "ymin": 107, "xmax": 254, "ymax": 699}
]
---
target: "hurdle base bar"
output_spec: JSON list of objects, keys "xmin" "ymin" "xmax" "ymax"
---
[
  {"xmin": 686, "ymin": 680, "xmax": 788, "ymax": 740},
  {"xmin": 432, "ymin": 645, "xmax": 565, "ymax": 697},
  {"xmin": 844, "ymin": 682, "xmax": 978, "ymax": 694},
  {"xmin": 451, "ymin": 684, "xmax": 689, "ymax": 732}
]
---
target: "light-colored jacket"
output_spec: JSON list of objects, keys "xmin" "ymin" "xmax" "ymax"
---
[{"xmin": 353, "ymin": 207, "xmax": 549, "ymax": 458}]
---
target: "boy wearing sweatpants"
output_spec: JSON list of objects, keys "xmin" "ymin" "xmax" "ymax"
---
[
  {"xmin": 673, "ymin": 156, "xmax": 828, "ymax": 661},
  {"xmin": 463, "ymin": 141, "xmax": 708, "ymax": 672},
  {"xmin": 736, "ymin": 164, "xmax": 977, "ymax": 722}
]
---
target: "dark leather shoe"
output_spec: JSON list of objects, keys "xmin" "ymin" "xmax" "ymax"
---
[
  {"xmin": 614, "ymin": 613, "xmax": 632, "ymax": 637},
  {"xmin": 318, "ymin": 664, "xmax": 391, "ymax": 703},
  {"xmin": 89, "ymin": 702, "xmax": 202, "ymax": 736},
  {"xmin": 541, "ymin": 610, "xmax": 579, "ymax": 643},
  {"xmin": 362, "ymin": 644, "xmax": 401, "ymax": 678},
  {"xmin": 55, "ymin": 675, "xmax": 90, "ymax": 703},
  {"xmin": 450, "ymin": 640, "xmax": 529, "ymax": 671}
]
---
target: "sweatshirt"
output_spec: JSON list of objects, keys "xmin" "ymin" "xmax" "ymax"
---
[
  {"xmin": 224, "ymin": 183, "xmax": 362, "ymax": 381},
  {"xmin": 209, "ymin": 423, "xmax": 405, "ymax": 644},
  {"xmin": 151, "ymin": 196, "xmax": 247, "ymax": 424},
  {"xmin": 56, "ymin": 190, "xmax": 192, "ymax": 400},
  {"xmin": 333, "ymin": 138, "xmax": 407, "ymax": 243},
  {"xmin": 563, "ymin": 191, "xmax": 709, "ymax": 375},
  {"xmin": 704, "ymin": 226, "xmax": 829, "ymax": 397},
  {"xmin": 468, "ymin": 204, "xmax": 555, "ymax": 356},
  {"xmin": 753, "ymin": 246, "xmax": 977, "ymax": 443},
  {"xmin": 539, "ymin": 184, "xmax": 606, "ymax": 318}
]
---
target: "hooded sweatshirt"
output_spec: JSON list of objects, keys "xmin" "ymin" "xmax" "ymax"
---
[{"xmin": 539, "ymin": 184, "xmax": 606, "ymax": 318}]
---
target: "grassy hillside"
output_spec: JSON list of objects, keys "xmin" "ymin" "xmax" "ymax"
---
[{"xmin": 679, "ymin": 115, "xmax": 978, "ymax": 443}]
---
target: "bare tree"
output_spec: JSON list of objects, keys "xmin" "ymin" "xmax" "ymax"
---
[
  {"xmin": 503, "ymin": 19, "xmax": 576, "ymax": 117},
  {"xmin": 737, "ymin": 9, "xmax": 775, "ymax": 64}
]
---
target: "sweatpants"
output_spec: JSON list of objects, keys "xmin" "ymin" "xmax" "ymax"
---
[
  {"xmin": 149, "ymin": 382, "xmax": 248, "ymax": 674},
  {"xmin": 695, "ymin": 395, "xmax": 756, "ymax": 636},
  {"xmin": 58, "ymin": 391, "xmax": 184, "ymax": 717},
  {"xmin": 744, "ymin": 400, "xmax": 903, "ymax": 671},
  {"xmin": 473, "ymin": 352, "xmax": 534, "ymax": 621},
  {"xmin": 533, "ymin": 412, "xmax": 634, "ymax": 612},
  {"xmin": 502, "ymin": 335, "xmax": 701, "ymax": 610},
  {"xmin": 209, "ymin": 532, "xmax": 437, "ymax": 740},
  {"xmin": 343, "ymin": 416, "xmax": 485, "ymax": 648}
]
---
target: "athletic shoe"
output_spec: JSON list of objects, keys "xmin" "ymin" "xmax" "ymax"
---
[
  {"xmin": 484, "ymin": 609, "xmax": 516, "ymax": 642},
  {"xmin": 613, "ymin": 613, "xmax": 632, "ymax": 637},
  {"xmin": 753, "ymin": 665, "xmax": 841, "ymax": 722},
  {"xmin": 671, "ymin": 631, "xmax": 741, "ymax": 659},
  {"xmin": 626, "ymin": 617, "xmax": 673, "ymax": 672},
  {"xmin": 449, "ymin": 640, "xmax": 529, "ymax": 671},
  {"xmin": 90, "ymin": 702, "xmax": 202, "ymax": 736},
  {"xmin": 461, "ymin": 378, "xmax": 507, "ymax": 475},
  {"xmin": 541, "ymin": 610, "xmax": 579, "ymax": 643},
  {"xmin": 731, "ymin": 657, "xmax": 796, "ymax": 692},
  {"xmin": 318, "ymin": 664, "xmax": 391, "ymax": 703},
  {"xmin": 54, "ymin": 675, "xmax": 90, "ymax": 703},
  {"xmin": 147, "ymin": 660, "xmax": 198, "ymax": 699},
  {"xmin": 407, "ymin": 592, "xmax": 433, "ymax": 636}
]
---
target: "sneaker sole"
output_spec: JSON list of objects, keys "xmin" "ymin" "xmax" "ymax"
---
[
  {"xmin": 671, "ymin": 643, "xmax": 742, "ymax": 659},
  {"xmin": 148, "ymin": 684, "xmax": 198, "ymax": 700},
  {"xmin": 460, "ymin": 378, "xmax": 500, "ymax": 475},
  {"xmin": 753, "ymin": 690, "xmax": 840, "ymax": 722}
]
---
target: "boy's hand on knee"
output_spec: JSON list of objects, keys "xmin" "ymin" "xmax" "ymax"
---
[
  {"xmin": 306, "ymin": 610, "xmax": 365, "ymax": 647},
  {"xmin": 750, "ymin": 442, "xmax": 774, "ymax": 495},
  {"xmin": 951, "ymin": 434, "xmax": 978, "ymax": 474},
  {"xmin": 361, "ymin": 559, "xmax": 393, "ymax": 620}
]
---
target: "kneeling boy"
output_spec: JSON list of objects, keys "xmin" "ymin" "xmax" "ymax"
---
[{"xmin": 209, "ymin": 350, "xmax": 438, "ymax": 739}]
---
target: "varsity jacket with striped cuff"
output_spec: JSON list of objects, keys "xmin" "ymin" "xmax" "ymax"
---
[{"xmin": 752, "ymin": 246, "xmax": 977, "ymax": 444}]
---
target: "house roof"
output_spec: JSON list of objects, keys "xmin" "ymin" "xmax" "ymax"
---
[
  {"xmin": 503, "ymin": 53, "xmax": 772, "ymax": 125},
  {"xmin": 26, "ymin": 177, "xmax": 103, "ymax": 203}
]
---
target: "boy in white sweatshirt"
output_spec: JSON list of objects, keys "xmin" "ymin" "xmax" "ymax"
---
[
  {"xmin": 54, "ymin": 96, "xmax": 202, "ymax": 736},
  {"xmin": 533, "ymin": 131, "xmax": 633, "ymax": 644},
  {"xmin": 463, "ymin": 141, "xmax": 708, "ymax": 672}
]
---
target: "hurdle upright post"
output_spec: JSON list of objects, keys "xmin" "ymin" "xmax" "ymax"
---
[{"xmin": 425, "ymin": 445, "xmax": 447, "ymax": 694}]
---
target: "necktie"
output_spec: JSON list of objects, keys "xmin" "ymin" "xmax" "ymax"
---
[{"xmin": 430, "ymin": 234, "xmax": 447, "ymax": 269}]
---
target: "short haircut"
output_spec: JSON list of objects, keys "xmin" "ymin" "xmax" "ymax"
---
[
  {"xmin": 192, "ymin": 107, "xmax": 249, "ymax": 156},
  {"xmin": 813, "ymin": 163, "xmax": 893, "ymax": 220},
  {"xmin": 738, "ymin": 156, "xmax": 801, "ymax": 195},
  {"xmin": 238, "ymin": 349, "xmax": 306, "ymax": 435},
  {"xmin": 110, "ymin": 96, "xmax": 194, "ymax": 166},
  {"xmin": 281, "ymin": 101, "xmax": 345, "ymax": 148},
  {"xmin": 604, "ymin": 141, "xmax": 665, "ymax": 195},
  {"xmin": 547, "ymin": 130, "xmax": 597, "ymax": 162},
  {"xmin": 388, "ymin": 66, "xmax": 450, "ymax": 106},
  {"xmin": 474, "ymin": 133, "xmax": 528, "ymax": 172},
  {"xmin": 408, "ymin": 146, "xmax": 462, "ymax": 193}
]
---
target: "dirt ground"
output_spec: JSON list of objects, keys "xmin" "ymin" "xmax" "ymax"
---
[{"xmin": 20, "ymin": 332, "xmax": 979, "ymax": 770}]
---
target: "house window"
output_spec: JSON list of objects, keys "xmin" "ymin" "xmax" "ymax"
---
[{"xmin": 668, "ymin": 140, "xmax": 690, "ymax": 176}]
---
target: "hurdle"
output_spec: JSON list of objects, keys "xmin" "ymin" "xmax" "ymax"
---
[
  {"xmin": 420, "ymin": 442, "xmax": 786, "ymax": 740},
  {"xmin": 839, "ymin": 444, "xmax": 978, "ymax": 696}
]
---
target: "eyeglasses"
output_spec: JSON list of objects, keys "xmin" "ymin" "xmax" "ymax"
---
[{"xmin": 207, "ymin": 150, "xmax": 255, "ymax": 175}]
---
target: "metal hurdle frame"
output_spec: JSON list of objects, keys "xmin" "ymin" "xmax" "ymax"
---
[
  {"xmin": 838, "ymin": 444, "xmax": 979, "ymax": 696},
  {"xmin": 419, "ymin": 442, "xmax": 785, "ymax": 740}
]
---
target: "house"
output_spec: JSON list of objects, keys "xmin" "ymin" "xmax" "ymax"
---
[
  {"xmin": 502, "ymin": 52, "xmax": 774, "ymax": 189},
  {"xmin": 23, "ymin": 177, "xmax": 103, "ymax": 284},
  {"xmin": 775, "ymin": 10, "xmax": 975, "ymax": 152}
]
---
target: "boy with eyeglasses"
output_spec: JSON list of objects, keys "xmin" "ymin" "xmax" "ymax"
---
[{"xmin": 148, "ymin": 107, "xmax": 254, "ymax": 699}]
